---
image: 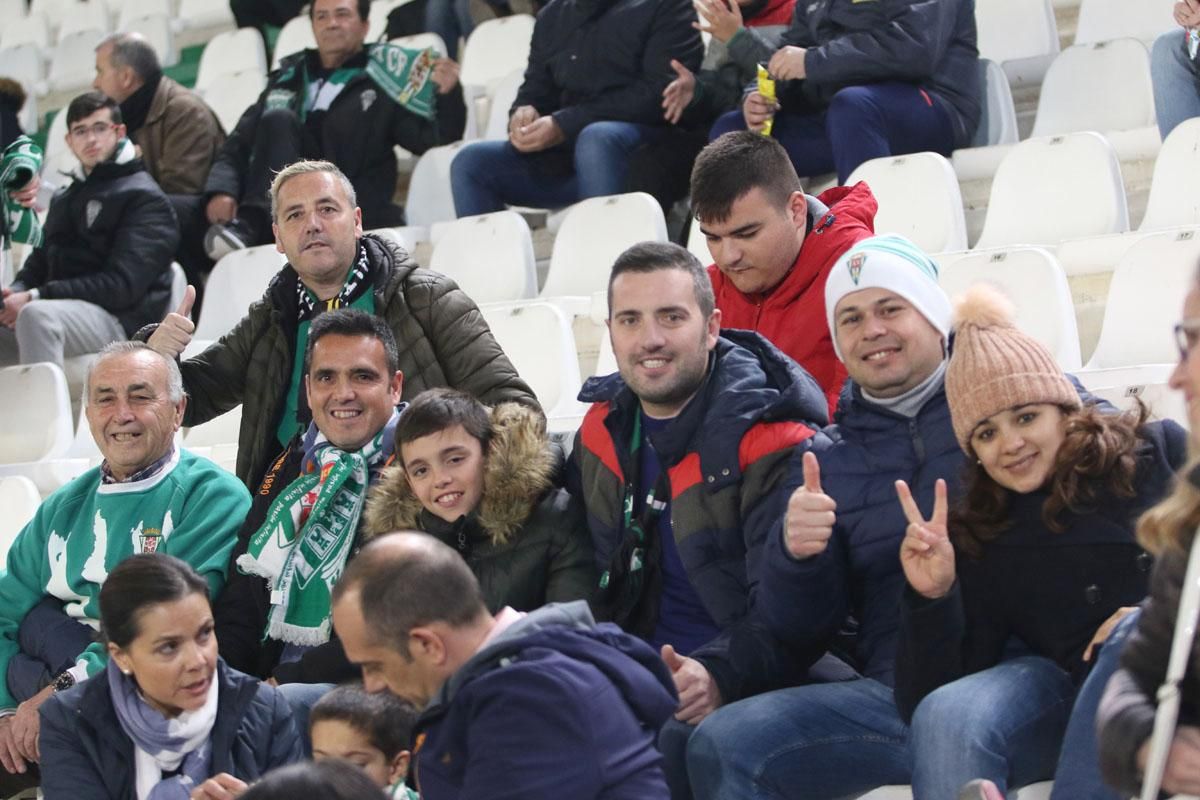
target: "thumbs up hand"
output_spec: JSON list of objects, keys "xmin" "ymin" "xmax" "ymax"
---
[
  {"xmin": 148, "ymin": 284, "xmax": 196, "ymax": 359},
  {"xmin": 784, "ymin": 451, "xmax": 837, "ymax": 559},
  {"xmin": 895, "ymin": 478, "xmax": 955, "ymax": 599},
  {"xmin": 661, "ymin": 644, "xmax": 723, "ymax": 725}
]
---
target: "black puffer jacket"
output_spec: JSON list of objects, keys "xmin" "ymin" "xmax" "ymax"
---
[
  {"xmin": 13, "ymin": 142, "xmax": 177, "ymax": 335},
  {"xmin": 778, "ymin": 0, "xmax": 981, "ymax": 148},
  {"xmin": 174, "ymin": 234, "xmax": 537, "ymax": 487}
]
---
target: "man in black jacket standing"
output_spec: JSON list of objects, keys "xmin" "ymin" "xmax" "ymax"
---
[
  {"xmin": 711, "ymin": 0, "xmax": 982, "ymax": 183},
  {"xmin": 203, "ymin": 0, "xmax": 465, "ymax": 258},
  {"xmin": 0, "ymin": 92, "xmax": 177, "ymax": 368}
]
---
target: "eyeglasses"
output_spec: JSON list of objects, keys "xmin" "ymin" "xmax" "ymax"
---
[
  {"xmin": 68, "ymin": 122, "xmax": 116, "ymax": 139},
  {"xmin": 1175, "ymin": 319, "xmax": 1200, "ymax": 361}
]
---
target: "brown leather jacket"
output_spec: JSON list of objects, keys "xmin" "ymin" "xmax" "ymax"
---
[{"xmin": 132, "ymin": 76, "xmax": 225, "ymax": 196}]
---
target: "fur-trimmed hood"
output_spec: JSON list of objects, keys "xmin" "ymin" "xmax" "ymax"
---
[{"xmin": 364, "ymin": 402, "xmax": 558, "ymax": 545}]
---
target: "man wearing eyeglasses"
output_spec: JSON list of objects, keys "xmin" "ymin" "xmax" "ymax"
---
[{"xmin": 0, "ymin": 91, "xmax": 178, "ymax": 369}]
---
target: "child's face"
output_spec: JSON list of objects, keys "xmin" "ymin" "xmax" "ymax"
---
[
  {"xmin": 400, "ymin": 424, "xmax": 487, "ymax": 523},
  {"xmin": 311, "ymin": 719, "xmax": 409, "ymax": 789}
]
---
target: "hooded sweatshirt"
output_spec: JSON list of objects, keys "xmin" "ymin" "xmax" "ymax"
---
[{"xmin": 413, "ymin": 601, "xmax": 678, "ymax": 800}]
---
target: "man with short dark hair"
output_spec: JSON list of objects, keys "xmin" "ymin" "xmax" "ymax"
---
[
  {"xmin": 332, "ymin": 532, "xmax": 679, "ymax": 799},
  {"xmin": 146, "ymin": 159, "xmax": 535, "ymax": 489},
  {"xmin": 202, "ymin": 0, "xmax": 465, "ymax": 257},
  {"xmin": 0, "ymin": 342, "xmax": 248, "ymax": 792},
  {"xmin": 214, "ymin": 307, "xmax": 405, "ymax": 690},
  {"xmin": 690, "ymin": 131, "xmax": 876, "ymax": 413},
  {"xmin": 568, "ymin": 241, "xmax": 838, "ymax": 790},
  {"xmin": 0, "ymin": 91, "xmax": 178, "ymax": 368}
]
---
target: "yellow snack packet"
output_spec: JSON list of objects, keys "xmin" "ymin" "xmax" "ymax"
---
[{"xmin": 756, "ymin": 63, "xmax": 776, "ymax": 137}]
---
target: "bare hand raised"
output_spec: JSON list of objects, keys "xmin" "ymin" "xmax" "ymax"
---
[
  {"xmin": 693, "ymin": 0, "xmax": 743, "ymax": 43},
  {"xmin": 148, "ymin": 284, "xmax": 196, "ymax": 359},
  {"xmin": 662, "ymin": 60, "xmax": 697, "ymax": 125},
  {"xmin": 784, "ymin": 452, "xmax": 836, "ymax": 559},
  {"xmin": 896, "ymin": 479, "xmax": 954, "ymax": 599}
]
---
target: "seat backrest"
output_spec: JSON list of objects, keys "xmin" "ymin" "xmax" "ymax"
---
[
  {"xmin": 479, "ymin": 300, "xmax": 582, "ymax": 417},
  {"xmin": 847, "ymin": 152, "xmax": 967, "ymax": 253},
  {"xmin": 1074, "ymin": 0, "xmax": 1174, "ymax": 45},
  {"xmin": 429, "ymin": 211, "xmax": 537, "ymax": 303},
  {"xmin": 176, "ymin": 0, "xmax": 237, "ymax": 29},
  {"xmin": 975, "ymin": 132, "xmax": 1129, "ymax": 249},
  {"xmin": 971, "ymin": 58, "xmax": 1019, "ymax": 147},
  {"xmin": 0, "ymin": 44, "xmax": 43, "ymax": 86},
  {"xmin": 1140, "ymin": 117, "xmax": 1200, "ymax": 232},
  {"xmin": 201, "ymin": 69, "xmax": 267, "ymax": 132},
  {"xmin": 1086, "ymin": 229, "xmax": 1200, "ymax": 368},
  {"xmin": 122, "ymin": 12, "xmax": 176, "ymax": 67},
  {"xmin": 193, "ymin": 244, "xmax": 286, "ymax": 341},
  {"xmin": 975, "ymin": 0, "xmax": 1059, "ymax": 64},
  {"xmin": 405, "ymin": 143, "xmax": 465, "ymax": 228},
  {"xmin": 116, "ymin": 0, "xmax": 171, "ymax": 29},
  {"xmin": 57, "ymin": 0, "xmax": 109, "ymax": 42},
  {"xmin": 542, "ymin": 193, "xmax": 668, "ymax": 298},
  {"xmin": 686, "ymin": 214, "xmax": 712, "ymax": 266},
  {"xmin": 195, "ymin": 27, "xmax": 266, "ymax": 91},
  {"xmin": 272, "ymin": 14, "xmax": 316, "ymax": 69},
  {"xmin": 938, "ymin": 247, "xmax": 1083, "ymax": 369},
  {"xmin": 42, "ymin": 107, "xmax": 80, "ymax": 183},
  {"xmin": 1031, "ymin": 39, "xmax": 1156, "ymax": 138},
  {"xmin": 481, "ymin": 68, "xmax": 525, "ymax": 141},
  {"xmin": 460, "ymin": 15, "xmax": 535, "ymax": 95},
  {"xmin": 1, "ymin": 10, "xmax": 50, "ymax": 50},
  {"xmin": 0, "ymin": 363, "xmax": 73, "ymax": 464},
  {"xmin": 0, "ymin": 476, "xmax": 40, "ymax": 565},
  {"xmin": 183, "ymin": 405, "xmax": 243, "ymax": 448},
  {"xmin": 0, "ymin": 0, "xmax": 29, "ymax": 22},
  {"xmin": 48, "ymin": 29, "xmax": 106, "ymax": 90}
]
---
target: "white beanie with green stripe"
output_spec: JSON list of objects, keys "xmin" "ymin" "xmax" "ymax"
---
[{"xmin": 824, "ymin": 234, "xmax": 953, "ymax": 362}]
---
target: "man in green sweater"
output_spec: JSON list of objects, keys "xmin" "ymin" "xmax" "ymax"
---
[{"xmin": 0, "ymin": 342, "xmax": 251, "ymax": 788}]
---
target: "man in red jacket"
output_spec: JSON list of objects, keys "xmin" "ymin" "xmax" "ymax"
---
[{"xmin": 690, "ymin": 130, "xmax": 876, "ymax": 415}]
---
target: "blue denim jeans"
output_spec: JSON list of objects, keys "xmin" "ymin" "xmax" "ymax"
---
[
  {"xmin": 910, "ymin": 656, "xmax": 1076, "ymax": 799},
  {"xmin": 449, "ymin": 121, "xmax": 670, "ymax": 217},
  {"xmin": 1151, "ymin": 29, "xmax": 1200, "ymax": 141},
  {"xmin": 425, "ymin": 0, "xmax": 473, "ymax": 59},
  {"xmin": 709, "ymin": 82, "xmax": 956, "ymax": 183},
  {"xmin": 276, "ymin": 681, "xmax": 335, "ymax": 756},
  {"xmin": 686, "ymin": 678, "xmax": 912, "ymax": 800}
]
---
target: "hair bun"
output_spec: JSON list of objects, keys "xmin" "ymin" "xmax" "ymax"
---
[{"xmin": 953, "ymin": 284, "xmax": 1017, "ymax": 330}]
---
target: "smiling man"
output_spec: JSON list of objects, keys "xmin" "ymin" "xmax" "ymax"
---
[
  {"xmin": 566, "ymin": 241, "xmax": 840, "ymax": 796},
  {"xmin": 0, "ymin": 92, "xmax": 178, "ymax": 369},
  {"xmin": 690, "ymin": 131, "xmax": 876, "ymax": 415},
  {"xmin": 213, "ymin": 308, "xmax": 406, "ymax": 692},
  {"xmin": 147, "ymin": 159, "xmax": 535, "ymax": 490},
  {"xmin": 0, "ymin": 342, "xmax": 248, "ymax": 793}
]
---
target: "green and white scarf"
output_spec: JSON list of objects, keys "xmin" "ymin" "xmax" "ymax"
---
[
  {"xmin": 0, "ymin": 136, "xmax": 43, "ymax": 255},
  {"xmin": 237, "ymin": 411, "xmax": 398, "ymax": 645}
]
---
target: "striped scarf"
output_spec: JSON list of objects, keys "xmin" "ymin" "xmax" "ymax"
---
[{"xmin": 0, "ymin": 135, "xmax": 43, "ymax": 255}]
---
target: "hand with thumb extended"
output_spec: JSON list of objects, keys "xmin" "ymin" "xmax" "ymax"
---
[
  {"xmin": 784, "ymin": 451, "xmax": 836, "ymax": 559},
  {"xmin": 895, "ymin": 478, "xmax": 955, "ymax": 599},
  {"xmin": 661, "ymin": 644, "xmax": 723, "ymax": 724},
  {"xmin": 148, "ymin": 284, "xmax": 196, "ymax": 359},
  {"xmin": 661, "ymin": 644, "xmax": 686, "ymax": 673}
]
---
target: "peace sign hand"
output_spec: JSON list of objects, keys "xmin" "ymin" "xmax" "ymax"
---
[{"xmin": 895, "ymin": 479, "xmax": 955, "ymax": 599}]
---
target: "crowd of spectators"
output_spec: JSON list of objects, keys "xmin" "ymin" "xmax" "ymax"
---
[{"xmin": 0, "ymin": 0, "xmax": 1199, "ymax": 798}]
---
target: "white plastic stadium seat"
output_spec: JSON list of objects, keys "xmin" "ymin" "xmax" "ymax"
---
[
  {"xmin": 272, "ymin": 14, "xmax": 317, "ymax": 69},
  {"xmin": 122, "ymin": 13, "xmax": 177, "ymax": 68},
  {"xmin": 1078, "ymin": 365, "xmax": 1187, "ymax": 427},
  {"xmin": 938, "ymin": 247, "xmax": 1083, "ymax": 370},
  {"xmin": 429, "ymin": 211, "xmax": 537, "ymax": 303},
  {"xmin": 480, "ymin": 69, "xmax": 524, "ymax": 141},
  {"xmin": 1, "ymin": 11, "xmax": 50, "ymax": 51},
  {"xmin": 686, "ymin": 215, "xmax": 712, "ymax": 266},
  {"xmin": 193, "ymin": 245, "xmax": 287, "ymax": 341},
  {"xmin": 56, "ymin": 0, "xmax": 110, "ymax": 43},
  {"xmin": 195, "ymin": 28, "xmax": 267, "ymax": 91},
  {"xmin": 847, "ymin": 152, "xmax": 967, "ymax": 253},
  {"xmin": 974, "ymin": 0, "xmax": 1059, "ymax": 85},
  {"xmin": 201, "ymin": 69, "xmax": 267, "ymax": 133},
  {"xmin": 174, "ymin": 0, "xmax": 237, "ymax": 34},
  {"xmin": 1074, "ymin": 0, "xmax": 1174, "ymax": 46},
  {"xmin": 541, "ymin": 193, "xmax": 668, "ymax": 301},
  {"xmin": 42, "ymin": 107, "xmax": 80, "ymax": 183},
  {"xmin": 46, "ymin": 29, "xmax": 106, "ymax": 94},
  {"xmin": 0, "ymin": 363, "xmax": 73, "ymax": 465},
  {"xmin": 184, "ymin": 406, "xmax": 243, "ymax": 448},
  {"xmin": 0, "ymin": 44, "xmax": 44, "ymax": 92},
  {"xmin": 479, "ymin": 301, "xmax": 587, "ymax": 428},
  {"xmin": 974, "ymin": 132, "xmax": 1128, "ymax": 250},
  {"xmin": 1085, "ymin": 230, "xmax": 1200, "ymax": 369},
  {"xmin": 0, "ymin": 0, "xmax": 29, "ymax": 21},
  {"xmin": 405, "ymin": 143, "xmax": 466, "ymax": 228},
  {"xmin": 116, "ymin": 0, "xmax": 171, "ymax": 29},
  {"xmin": 1140, "ymin": 118, "xmax": 1200, "ymax": 232},
  {"xmin": 970, "ymin": 58, "xmax": 1020, "ymax": 148},
  {"xmin": 1030, "ymin": 40, "xmax": 1157, "ymax": 141},
  {"xmin": 588, "ymin": 291, "xmax": 618, "ymax": 378},
  {"xmin": 459, "ymin": 15, "xmax": 535, "ymax": 137},
  {"xmin": 0, "ymin": 476, "xmax": 40, "ymax": 565}
]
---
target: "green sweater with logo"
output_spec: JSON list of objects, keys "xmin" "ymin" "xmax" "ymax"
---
[{"xmin": 0, "ymin": 450, "xmax": 250, "ymax": 709}]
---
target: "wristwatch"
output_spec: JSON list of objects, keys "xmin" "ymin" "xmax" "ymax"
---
[{"xmin": 51, "ymin": 671, "xmax": 75, "ymax": 693}]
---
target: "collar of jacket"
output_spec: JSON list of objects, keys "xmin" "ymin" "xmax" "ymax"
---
[
  {"xmin": 119, "ymin": 70, "xmax": 163, "ymax": 135},
  {"xmin": 580, "ymin": 330, "xmax": 828, "ymax": 490},
  {"xmin": 364, "ymin": 402, "xmax": 558, "ymax": 545}
]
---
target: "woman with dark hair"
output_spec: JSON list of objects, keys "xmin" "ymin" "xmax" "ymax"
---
[
  {"xmin": 892, "ymin": 285, "xmax": 1188, "ymax": 800},
  {"xmin": 364, "ymin": 388, "xmax": 595, "ymax": 612},
  {"xmin": 39, "ymin": 554, "xmax": 302, "ymax": 800},
  {"xmin": 240, "ymin": 760, "xmax": 386, "ymax": 800},
  {"xmin": 1097, "ymin": 263, "xmax": 1200, "ymax": 797}
]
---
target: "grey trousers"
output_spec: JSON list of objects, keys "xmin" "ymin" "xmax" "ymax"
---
[{"xmin": 0, "ymin": 298, "xmax": 125, "ymax": 368}]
